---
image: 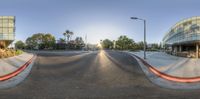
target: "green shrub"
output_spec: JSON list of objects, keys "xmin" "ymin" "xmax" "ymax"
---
[{"xmin": 15, "ymin": 50, "xmax": 23, "ymax": 55}]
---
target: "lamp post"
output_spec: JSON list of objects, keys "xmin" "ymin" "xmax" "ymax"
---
[
  {"xmin": 130, "ymin": 17, "xmax": 146, "ymax": 59},
  {"xmin": 85, "ymin": 33, "xmax": 88, "ymax": 51}
]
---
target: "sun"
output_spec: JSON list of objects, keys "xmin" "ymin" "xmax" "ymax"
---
[{"xmin": 97, "ymin": 43, "xmax": 102, "ymax": 49}]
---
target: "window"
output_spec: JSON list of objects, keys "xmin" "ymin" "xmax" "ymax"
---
[{"xmin": 8, "ymin": 28, "xmax": 14, "ymax": 33}]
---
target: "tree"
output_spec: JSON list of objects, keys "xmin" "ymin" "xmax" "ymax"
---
[
  {"xmin": 74, "ymin": 37, "xmax": 85, "ymax": 49},
  {"xmin": 69, "ymin": 31, "xmax": 74, "ymax": 41},
  {"xmin": 25, "ymin": 37, "xmax": 36, "ymax": 49},
  {"xmin": 159, "ymin": 42, "xmax": 162, "ymax": 49},
  {"xmin": 56, "ymin": 38, "xmax": 67, "ymax": 50},
  {"xmin": 15, "ymin": 40, "xmax": 25, "ymax": 49},
  {"xmin": 25, "ymin": 33, "xmax": 44, "ymax": 49},
  {"xmin": 137, "ymin": 41, "xmax": 144, "ymax": 50},
  {"xmin": 151, "ymin": 43, "xmax": 159, "ymax": 50},
  {"xmin": 25, "ymin": 33, "xmax": 55, "ymax": 50},
  {"xmin": 65, "ymin": 37, "xmax": 85, "ymax": 50},
  {"xmin": 101, "ymin": 39, "xmax": 113, "ymax": 49},
  {"xmin": 43, "ymin": 33, "xmax": 56, "ymax": 49},
  {"xmin": 63, "ymin": 30, "xmax": 74, "ymax": 43},
  {"xmin": 115, "ymin": 35, "xmax": 135, "ymax": 50},
  {"xmin": 59, "ymin": 38, "xmax": 66, "ymax": 43}
]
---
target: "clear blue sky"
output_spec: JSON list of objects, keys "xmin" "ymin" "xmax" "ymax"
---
[{"xmin": 1, "ymin": 0, "xmax": 200, "ymax": 44}]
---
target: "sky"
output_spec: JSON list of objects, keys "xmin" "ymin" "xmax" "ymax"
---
[{"xmin": 1, "ymin": 0, "xmax": 200, "ymax": 44}]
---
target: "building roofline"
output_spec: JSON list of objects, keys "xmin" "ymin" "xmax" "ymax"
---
[{"xmin": 163, "ymin": 16, "xmax": 200, "ymax": 41}]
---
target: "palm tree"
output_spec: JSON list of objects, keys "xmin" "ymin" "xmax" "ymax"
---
[
  {"xmin": 69, "ymin": 31, "xmax": 74, "ymax": 41},
  {"xmin": 63, "ymin": 30, "xmax": 71, "ymax": 43}
]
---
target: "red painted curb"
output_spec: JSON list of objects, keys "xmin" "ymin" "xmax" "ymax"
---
[
  {"xmin": 0, "ymin": 55, "xmax": 36, "ymax": 81},
  {"xmin": 132, "ymin": 54, "xmax": 200, "ymax": 83}
]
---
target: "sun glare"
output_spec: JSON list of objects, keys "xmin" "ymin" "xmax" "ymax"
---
[{"xmin": 97, "ymin": 43, "xmax": 102, "ymax": 49}]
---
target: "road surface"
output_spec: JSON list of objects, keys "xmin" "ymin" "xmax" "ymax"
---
[{"xmin": 0, "ymin": 50, "xmax": 199, "ymax": 99}]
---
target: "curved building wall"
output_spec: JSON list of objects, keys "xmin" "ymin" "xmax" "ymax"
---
[{"xmin": 163, "ymin": 16, "xmax": 200, "ymax": 45}]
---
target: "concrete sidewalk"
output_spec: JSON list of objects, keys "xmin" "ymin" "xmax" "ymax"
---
[
  {"xmin": 0, "ymin": 52, "xmax": 35, "ymax": 89},
  {"xmin": 129, "ymin": 51, "xmax": 200, "ymax": 77},
  {"xmin": 25, "ymin": 50, "xmax": 92, "ymax": 54},
  {"xmin": 0, "ymin": 52, "xmax": 33, "ymax": 76}
]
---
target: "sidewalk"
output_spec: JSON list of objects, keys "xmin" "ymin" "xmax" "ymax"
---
[
  {"xmin": 25, "ymin": 50, "xmax": 93, "ymax": 55},
  {"xmin": 0, "ymin": 52, "xmax": 35, "ymax": 89},
  {"xmin": 0, "ymin": 52, "xmax": 33, "ymax": 76},
  {"xmin": 129, "ymin": 51, "xmax": 200, "ymax": 77}
]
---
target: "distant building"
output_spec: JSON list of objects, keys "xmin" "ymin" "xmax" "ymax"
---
[
  {"xmin": 163, "ymin": 16, "xmax": 200, "ymax": 58},
  {"xmin": 0, "ymin": 16, "xmax": 15, "ymax": 48}
]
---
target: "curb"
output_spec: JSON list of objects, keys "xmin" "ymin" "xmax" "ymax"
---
[
  {"xmin": 0, "ymin": 54, "xmax": 36, "ymax": 89},
  {"xmin": 129, "ymin": 52, "xmax": 200, "ymax": 83},
  {"xmin": 0, "ymin": 55, "xmax": 36, "ymax": 81}
]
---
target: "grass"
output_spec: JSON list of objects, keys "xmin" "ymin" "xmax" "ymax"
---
[{"xmin": 0, "ymin": 49, "xmax": 23, "ymax": 58}]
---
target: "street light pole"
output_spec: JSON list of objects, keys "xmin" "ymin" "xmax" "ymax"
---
[
  {"xmin": 143, "ymin": 20, "xmax": 146, "ymax": 59},
  {"xmin": 85, "ymin": 34, "xmax": 88, "ymax": 51},
  {"xmin": 130, "ymin": 17, "xmax": 146, "ymax": 59}
]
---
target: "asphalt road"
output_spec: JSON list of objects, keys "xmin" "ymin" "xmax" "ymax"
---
[{"xmin": 0, "ymin": 50, "xmax": 200, "ymax": 99}]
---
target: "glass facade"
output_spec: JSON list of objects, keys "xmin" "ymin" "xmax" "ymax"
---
[
  {"xmin": 0, "ymin": 16, "xmax": 15, "ymax": 47},
  {"xmin": 163, "ymin": 16, "xmax": 200, "ymax": 45}
]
